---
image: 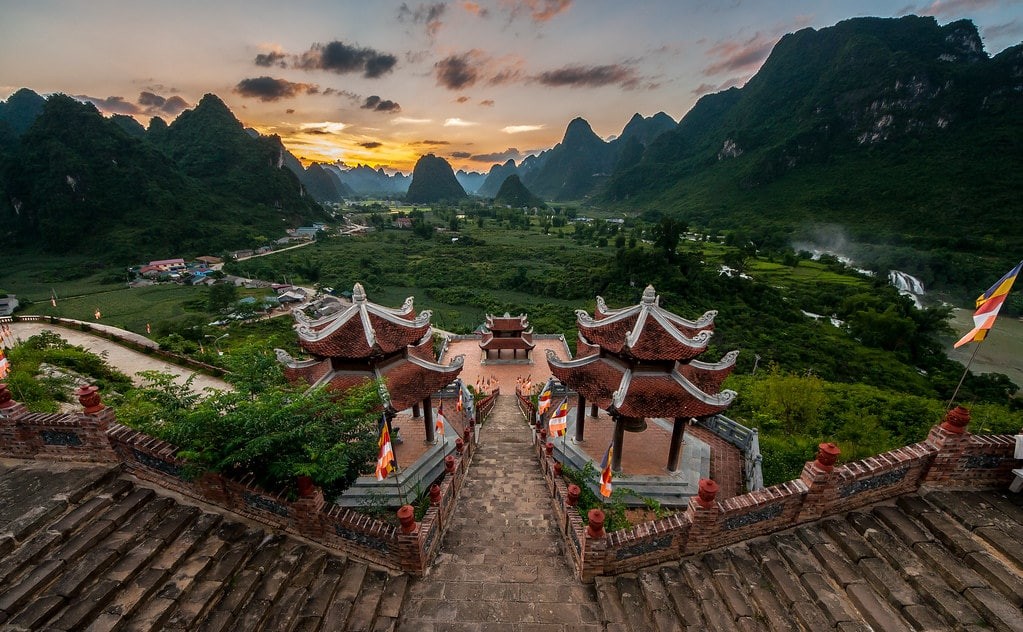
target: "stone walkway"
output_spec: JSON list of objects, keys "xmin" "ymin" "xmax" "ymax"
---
[{"xmin": 398, "ymin": 395, "xmax": 603, "ymax": 631}]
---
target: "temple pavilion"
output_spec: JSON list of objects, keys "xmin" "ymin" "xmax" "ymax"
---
[
  {"xmin": 276, "ymin": 283, "xmax": 463, "ymax": 444},
  {"xmin": 546, "ymin": 285, "xmax": 738, "ymax": 473},
  {"xmin": 479, "ymin": 312, "xmax": 535, "ymax": 362}
]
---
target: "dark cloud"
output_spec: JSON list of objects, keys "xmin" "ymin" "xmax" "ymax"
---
[
  {"xmin": 456, "ymin": 95, "xmax": 470, "ymax": 103},
  {"xmin": 361, "ymin": 95, "xmax": 402, "ymax": 112},
  {"xmin": 75, "ymin": 95, "xmax": 140, "ymax": 115},
  {"xmin": 234, "ymin": 76, "xmax": 319, "ymax": 101},
  {"xmin": 304, "ymin": 129, "xmax": 329, "ymax": 135},
  {"xmin": 297, "ymin": 41, "xmax": 397, "ymax": 78},
  {"xmin": 535, "ymin": 64, "xmax": 639, "ymax": 89},
  {"xmin": 359, "ymin": 141, "xmax": 383, "ymax": 149},
  {"xmin": 416, "ymin": 139, "xmax": 451, "ymax": 145},
  {"xmin": 984, "ymin": 19, "xmax": 1023, "ymax": 40},
  {"xmin": 451, "ymin": 151, "xmax": 472, "ymax": 158},
  {"xmin": 480, "ymin": 99, "xmax": 495, "ymax": 107},
  {"xmin": 397, "ymin": 2, "xmax": 446, "ymax": 37},
  {"xmin": 701, "ymin": 18, "xmax": 811, "ymax": 78},
  {"xmin": 160, "ymin": 95, "xmax": 190, "ymax": 116},
  {"xmin": 254, "ymin": 50, "xmax": 288, "ymax": 68},
  {"xmin": 470, "ymin": 147, "xmax": 522, "ymax": 162},
  {"xmin": 286, "ymin": 108, "xmax": 296, "ymax": 114},
  {"xmin": 435, "ymin": 52, "xmax": 480, "ymax": 89},
  {"xmin": 138, "ymin": 91, "xmax": 165, "ymax": 107}
]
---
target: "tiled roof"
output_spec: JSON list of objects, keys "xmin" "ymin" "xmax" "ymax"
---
[
  {"xmin": 0, "ymin": 459, "xmax": 407, "ymax": 631},
  {"xmin": 596, "ymin": 489, "xmax": 1023, "ymax": 632},
  {"xmin": 479, "ymin": 332, "xmax": 535, "ymax": 351},
  {"xmin": 294, "ymin": 284, "xmax": 431, "ymax": 359},
  {"xmin": 320, "ymin": 352, "xmax": 464, "ymax": 411},
  {"xmin": 546, "ymin": 350, "xmax": 737, "ymax": 418},
  {"xmin": 484, "ymin": 313, "xmax": 530, "ymax": 332},
  {"xmin": 577, "ymin": 286, "xmax": 714, "ymax": 361}
]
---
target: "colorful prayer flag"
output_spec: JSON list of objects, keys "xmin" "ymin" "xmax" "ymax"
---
[
  {"xmin": 435, "ymin": 401, "xmax": 446, "ymax": 437},
  {"xmin": 456, "ymin": 388, "xmax": 464, "ymax": 412},
  {"xmin": 954, "ymin": 260, "xmax": 1023, "ymax": 348},
  {"xmin": 375, "ymin": 421, "xmax": 395, "ymax": 481},
  {"xmin": 537, "ymin": 378, "xmax": 554, "ymax": 415},
  {"xmin": 0, "ymin": 349, "xmax": 9, "ymax": 379},
  {"xmin": 599, "ymin": 442, "xmax": 614, "ymax": 498},
  {"xmin": 548, "ymin": 399, "xmax": 569, "ymax": 437},
  {"xmin": 146, "ymin": 322, "xmax": 151, "ymax": 334}
]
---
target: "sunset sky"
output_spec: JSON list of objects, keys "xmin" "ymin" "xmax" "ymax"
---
[{"xmin": 1, "ymin": 0, "xmax": 1021, "ymax": 172}]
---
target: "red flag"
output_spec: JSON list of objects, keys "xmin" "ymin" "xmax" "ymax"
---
[{"xmin": 537, "ymin": 379, "xmax": 553, "ymax": 415}]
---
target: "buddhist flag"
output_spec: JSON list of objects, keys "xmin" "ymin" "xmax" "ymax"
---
[
  {"xmin": 0, "ymin": 349, "xmax": 9, "ymax": 378},
  {"xmin": 954, "ymin": 260, "xmax": 1023, "ymax": 348},
  {"xmin": 146, "ymin": 322, "xmax": 151, "ymax": 335},
  {"xmin": 435, "ymin": 401, "xmax": 447, "ymax": 437},
  {"xmin": 456, "ymin": 388, "xmax": 464, "ymax": 412},
  {"xmin": 548, "ymin": 399, "xmax": 569, "ymax": 437},
  {"xmin": 50, "ymin": 290, "xmax": 57, "ymax": 308},
  {"xmin": 537, "ymin": 378, "xmax": 554, "ymax": 415},
  {"xmin": 599, "ymin": 442, "xmax": 614, "ymax": 498},
  {"xmin": 375, "ymin": 420, "xmax": 395, "ymax": 481}
]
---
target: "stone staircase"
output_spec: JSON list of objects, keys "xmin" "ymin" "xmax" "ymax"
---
[
  {"xmin": 595, "ymin": 489, "xmax": 1023, "ymax": 632},
  {"xmin": 0, "ymin": 460, "xmax": 408, "ymax": 631}
]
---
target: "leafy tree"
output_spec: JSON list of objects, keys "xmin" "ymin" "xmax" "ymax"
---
[{"xmin": 206, "ymin": 282, "xmax": 238, "ymax": 311}]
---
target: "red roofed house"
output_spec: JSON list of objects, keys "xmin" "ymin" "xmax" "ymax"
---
[
  {"xmin": 547, "ymin": 284, "xmax": 738, "ymax": 473},
  {"xmin": 147, "ymin": 258, "xmax": 186, "ymax": 272},
  {"xmin": 276, "ymin": 282, "xmax": 463, "ymax": 444},
  {"xmin": 479, "ymin": 312, "xmax": 535, "ymax": 361}
]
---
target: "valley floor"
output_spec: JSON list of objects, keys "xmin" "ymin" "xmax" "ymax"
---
[{"xmin": 946, "ymin": 309, "xmax": 1023, "ymax": 391}]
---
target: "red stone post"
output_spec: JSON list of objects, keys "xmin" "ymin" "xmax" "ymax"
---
[
  {"xmin": 73, "ymin": 385, "xmax": 119, "ymax": 461},
  {"xmin": 796, "ymin": 442, "xmax": 841, "ymax": 522},
  {"xmin": 924, "ymin": 407, "xmax": 972, "ymax": 484},
  {"xmin": 292, "ymin": 486, "xmax": 326, "ymax": 539},
  {"xmin": 683, "ymin": 478, "xmax": 721, "ymax": 555}
]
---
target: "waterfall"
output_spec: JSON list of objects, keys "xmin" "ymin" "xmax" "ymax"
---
[{"xmin": 889, "ymin": 270, "xmax": 925, "ymax": 307}]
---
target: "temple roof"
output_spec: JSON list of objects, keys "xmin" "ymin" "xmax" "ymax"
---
[
  {"xmin": 293, "ymin": 283, "xmax": 432, "ymax": 358},
  {"xmin": 278, "ymin": 335, "xmax": 464, "ymax": 412},
  {"xmin": 546, "ymin": 349, "xmax": 737, "ymax": 418},
  {"xmin": 479, "ymin": 334, "xmax": 536, "ymax": 351},
  {"xmin": 578, "ymin": 285, "xmax": 716, "ymax": 361},
  {"xmin": 484, "ymin": 313, "xmax": 530, "ymax": 332}
]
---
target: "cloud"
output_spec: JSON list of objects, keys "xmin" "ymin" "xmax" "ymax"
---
[
  {"xmin": 535, "ymin": 64, "xmax": 639, "ymax": 89},
  {"xmin": 296, "ymin": 41, "xmax": 397, "ymax": 78},
  {"xmin": 300, "ymin": 121, "xmax": 347, "ymax": 134},
  {"xmin": 451, "ymin": 151, "xmax": 473, "ymax": 158},
  {"xmin": 415, "ymin": 139, "xmax": 451, "ymax": 145},
  {"xmin": 234, "ymin": 77, "xmax": 319, "ymax": 101},
  {"xmin": 456, "ymin": 95, "xmax": 471, "ymax": 103},
  {"xmin": 254, "ymin": 50, "xmax": 288, "ymax": 68},
  {"xmin": 393, "ymin": 116, "xmax": 433, "ymax": 124},
  {"xmin": 469, "ymin": 147, "xmax": 522, "ymax": 162},
  {"xmin": 75, "ymin": 95, "xmax": 140, "ymax": 115},
  {"xmin": 690, "ymin": 82, "xmax": 718, "ymax": 96},
  {"xmin": 397, "ymin": 2, "xmax": 446, "ymax": 38},
  {"xmin": 502, "ymin": 124, "xmax": 544, "ymax": 133},
  {"xmin": 359, "ymin": 141, "xmax": 383, "ymax": 149},
  {"xmin": 479, "ymin": 99, "xmax": 495, "ymax": 107},
  {"xmin": 500, "ymin": 0, "xmax": 572, "ymax": 23},
  {"xmin": 159, "ymin": 95, "xmax": 190, "ymax": 116},
  {"xmin": 984, "ymin": 19, "xmax": 1023, "ymax": 39},
  {"xmin": 899, "ymin": 0, "xmax": 998, "ymax": 17},
  {"xmin": 434, "ymin": 50, "xmax": 525, "ymax": 90},
  {"xmin": 702, "ymin": 18, "xmax": 811, "ymax": 78},
  {"xmin": 361, "ymin": 95, "xmax": 402, "ymax": 113},
  {"xmin": 286, "ymin": 108, "xmax": 295, "ymax": 114},
  {"xmin": 444, "ymin": 118, "xmax": 478, "ymax": 127},
  {"xmin": 459, "ymin": 1, "xmax": 489, "ymax": 17},
  {"xmin": 435, "ymin": 52, "xmax": 482, "ymax": 89}
]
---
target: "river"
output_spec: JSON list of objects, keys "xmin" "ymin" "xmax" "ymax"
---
[{"xmin": 946, "ymin": 308, "xmax": 1023, "ymax": 390}]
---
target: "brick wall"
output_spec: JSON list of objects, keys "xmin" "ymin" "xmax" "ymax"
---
[{"xmin": 0, "ymin": 385, "xmax": 480, "ymax": 577}]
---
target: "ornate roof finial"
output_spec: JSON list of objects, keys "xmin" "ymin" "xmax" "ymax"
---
[
  {"xmin": 352, "ymin": 282, "xmax": 366, "ymax": 303},
  {"xmin": 641, "ymin": 285, "xmax": 657, "ymax": 305}
]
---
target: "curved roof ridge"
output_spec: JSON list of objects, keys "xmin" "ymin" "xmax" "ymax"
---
[
  {"xmin": 575, "ymin": 305, "xmax": 638, "ymax": 329},
  {"xmin": 546, "ymin": 348, "xmax": 627, "ymax": 372},
  {"xmin": 658, "ymin": 308, "xmax": 718, "ymax": 331},
  {"xmin": 295, "ymin": 300, "xmax": 432, "ymax": 344},
  {"xmin": 671, "ymin": 370, "xmax": 738, "ymax": 407},
  {"xmin": 687, "ymin": 350, "xmax": 740, "ymax": 372},
  {"xmin": 624, "ymin": 308, "xmax": 713, "ymax": 351}
]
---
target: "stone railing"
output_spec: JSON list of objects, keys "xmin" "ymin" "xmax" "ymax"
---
[
  {"xmin": 0, "ymin": 382, "xmax": 480, "ymax": 576},
  {"xmin": 533, "ymin": 405, "xmax": 1019, "ymax": 581},
  {"xmin": 696, "ymin": 414, "xmax": 764, "ymax": 491}
]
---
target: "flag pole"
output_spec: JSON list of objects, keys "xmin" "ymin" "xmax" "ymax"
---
[
  {"xmin": 384, "ymin": 413, "xmax": 407, "ymax": 506},
  {"xmin": 946, "ymin": 342, "xmax": 982, "ymax": 410}
]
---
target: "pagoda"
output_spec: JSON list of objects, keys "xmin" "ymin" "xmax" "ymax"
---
[
  {"xmin": 546, "ymin": 285, "xmax": 738, "ymax": 472},
  {"xmin": 479, "ymin": 312, "xmax": 535, "ymax": 361},
  {"xmin": 277, "ymin": 283, "xmax": 463, "ymax": 442}
]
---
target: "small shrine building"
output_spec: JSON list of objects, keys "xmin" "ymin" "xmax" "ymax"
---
[
  {"xmin": 547, "ymin": 285, "xmax": 738, "ymax": 473},
  {"xmin": 479, "ymin": 312, "xmax": 535, "ymax": 361}
]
